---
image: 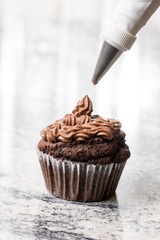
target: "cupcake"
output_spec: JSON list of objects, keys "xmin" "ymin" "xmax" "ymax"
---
[{"xmin": 37, "ymin": 95, "xmax": 130, "ymax": 202}]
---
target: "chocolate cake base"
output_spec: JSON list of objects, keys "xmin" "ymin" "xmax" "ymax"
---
[
  {"xmin": 37, "ymin": 132, "xmax": 130, "ymax": 202},
  {"xmin": 38, "ymin": 131, "xmax": 130, "ymax": 164}
]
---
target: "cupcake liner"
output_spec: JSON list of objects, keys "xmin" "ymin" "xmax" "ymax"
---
[{"xmin": 37, "ymin": 149, "xmax": 126, "ymax": 202}]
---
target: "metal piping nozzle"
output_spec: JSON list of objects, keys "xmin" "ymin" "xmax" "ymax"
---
[{"xmin": 91, "ymin": 41, "xmax": 122, "ymax": 85}]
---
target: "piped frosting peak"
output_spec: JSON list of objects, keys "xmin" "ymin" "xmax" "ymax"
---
[{"xmin": 72, "ymin": 95, "xmax": 93, "ymax": 117}]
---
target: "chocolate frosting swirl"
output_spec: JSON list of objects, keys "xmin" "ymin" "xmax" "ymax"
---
[{"xmin": 41, "ymin": 95, "xmax": 121, "ymax": 143}]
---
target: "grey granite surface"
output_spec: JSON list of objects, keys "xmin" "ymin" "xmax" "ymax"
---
[{"xmin": 0, "ymin": 2, "xmax": 160, "ymax": 239}]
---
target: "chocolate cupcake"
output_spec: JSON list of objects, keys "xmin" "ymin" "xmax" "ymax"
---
[{"xmin": 37, "ymin": 95, "xmax": 130, "ymax": 202}]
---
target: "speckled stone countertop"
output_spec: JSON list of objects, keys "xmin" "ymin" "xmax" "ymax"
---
[
  {"xmin": 0, "ymin": 2, "xmax": 160, "ymax": 239},
  {"xmin": 1, "ymin": 130, "xmax": 160, "ymax": 240}
]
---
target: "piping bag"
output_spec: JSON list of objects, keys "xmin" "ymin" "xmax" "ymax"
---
[{"xmin": 92, "ymin": 0, "xmax": 160, "ymax": 85}]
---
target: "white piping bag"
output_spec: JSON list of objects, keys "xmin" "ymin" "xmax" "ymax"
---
[{"xmin": 92, "ymin": 0, "xmax": 160, "ymax": 85}]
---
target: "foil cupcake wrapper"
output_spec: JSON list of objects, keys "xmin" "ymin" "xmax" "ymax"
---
[{"xmin": 37, "ymin": 149, "xmax": 126, "ymax": 202}]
